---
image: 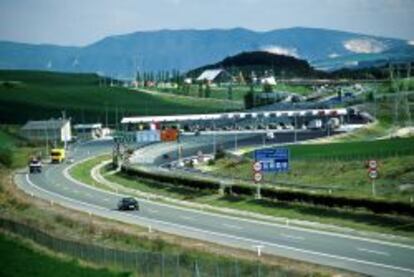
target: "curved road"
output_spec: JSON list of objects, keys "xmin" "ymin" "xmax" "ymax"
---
[{"xmin": 15, "ymin": 139, "xmax": 414, "ymax": 277}]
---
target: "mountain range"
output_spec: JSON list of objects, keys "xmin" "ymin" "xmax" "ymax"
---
[{"xmin": 0, "ymin": 27, "xmax": 413, "ymax": 78}]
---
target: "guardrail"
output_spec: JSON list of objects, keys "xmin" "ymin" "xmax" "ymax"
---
[{"xmin": 0, "ymin": 217, "xmax": 284, "ymax": 276}]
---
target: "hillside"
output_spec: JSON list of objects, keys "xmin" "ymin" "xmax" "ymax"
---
[
  {"xmin": 0, "ymin": 70, "xmax": 237, "ymax": 124},
  {"xmin": 187, "ymin": 51, "xmax": 321, "ymax": 78},
  {"xmin": 0, "ymin": 27, "xmax": 410, "ymax": 77}
]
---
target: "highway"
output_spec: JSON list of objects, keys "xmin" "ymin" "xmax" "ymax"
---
[{"xmin": 15, "ymin": 138, "xmax": 414, "ymax": 277}]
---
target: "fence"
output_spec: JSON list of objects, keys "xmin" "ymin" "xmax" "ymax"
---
[{"xmin": 0, "ymin": 217, "xmax": 291, "ymax": 277}]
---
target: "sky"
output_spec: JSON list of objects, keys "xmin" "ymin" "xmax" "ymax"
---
[{"xmin": 0, "ymin": 0, "xmax": 413, "ymax": 46}]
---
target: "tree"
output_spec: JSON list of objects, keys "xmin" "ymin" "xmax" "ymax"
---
[
  {"xmin": 244, "ymin": 91, "xmax": 254, "ymax": 109},
  {"xmin": 263, "ymin": 83, "xmax": 273, "ymax": 93},
  {"xmin": 136, "ymin": 71, "xmax": 142, "ymax": 83},
  {"xmin": 198, "ymin": 82, "xmax": 203, "ymax": 98},
  {"xmin": 205, "ymin": 83, "xmax": 211, "ymax": 98},
  {"xmin": 227, "ymin": 84, "xmax": 233, "ymax": 100}
]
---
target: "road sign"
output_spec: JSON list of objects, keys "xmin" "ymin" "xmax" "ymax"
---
[
  {"xmin": 253, "ymin": 172, "xmax": 263, "ymax": 182},
  {"xmin": 254, "ymin": 148, "xmax": 290, "ymax": 173},
  {"xmin": 253, "ymin": 162, "xmax": 262, "ymax": 172},
  {"xmin": 369, "ymin": 160, "xmax": 377, "ymax": 170},
  {"xmin": 369, "ymin": 170, "xmax": 378, "ymax": 179}
]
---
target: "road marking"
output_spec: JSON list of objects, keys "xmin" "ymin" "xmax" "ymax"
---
[
  {"xmin": 281, "ymin": 233, "xmax": 305, "ymax": 241},
  {"xmin": 358, "ymin": 248, "xmax": 390, "ymax": 256},
  {"xmin": 102, "ymin": 198, "xmax": 110, "ymax": 202},
  {"xmin": 146, "ymin": 209, "xmax": 159, "ymax": 214},
  {"xmin": 222, "ymin": 223, "xmax": 243, "ymax": 230},
  {"xmin": 179, "ymin": 215, "xmax": 193, "ymax": 221},
  {"xmin": 55, "ymin": 183, "xmax": 62, "ymax": 187},
  {"xmin": 23, "ymin": 174, "xmax": 414, "ymax": 275},
  {"xmin": 63, "ymin": 154, "xmax": 414, "ymax": 251},
  {"xmin": 72, "ymin": 189, "xmax": 80, "ymax": 194}
]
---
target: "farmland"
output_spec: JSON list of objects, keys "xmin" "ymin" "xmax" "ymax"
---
[{"xmin": 0, "ymin": 70, "xmax": 239, "ymax": 125}]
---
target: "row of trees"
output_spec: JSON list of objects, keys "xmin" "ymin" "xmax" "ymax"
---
[{"xmin": 135, "ymin": 69, "xmax": 182, "ymax": 84}]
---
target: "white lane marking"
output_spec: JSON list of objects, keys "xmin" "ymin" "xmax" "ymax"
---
[
  {"xmin": 222, "ymin": 223, "xmax": 243, "ymax": 230},
  {"xmin": 63, "ymin": 154, "xmax": 414, "ymax": 251},
  {"xmin": 55, "ymin": 183, "xmax": 62, "ymax": 187},
  {"xmin": 358, "ymin": 248, "xmax": 390, "ymax": 256},
  {"xmin": 179, "ymin": 215, "xmax": 193, "ymax": 221},
  {"xmin": 146, "ymin": 209, "xmax": 159, "ymax": 214},
  {"xmin": 281, "ymin": 234, "xmax": 305, "ymax": 241},
  {"xmin": 62, "ymin": 187, "xmax": 69, "ymax": 191},
  {"xmin": 23, "ymin": 174, "xmax": 414, "ymax": 275},
  {"xmin": 102, "ymin": 198, "xmax": 110, "ymax": 202},
  {"xmin": 72, "ymin": 189, "xmax": 80, "ymax": 194}
]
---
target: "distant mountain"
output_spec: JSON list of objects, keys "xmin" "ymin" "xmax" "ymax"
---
[
  {"xmin": 0, "ymin": 27, "xmax": 411, "ymax": 77},
  {"xmin": 187, "ymin": 51, "xmax": 320, "ymax": 78},
  {"xmin": 312, "ymin": 44, "xmax": 414, "ymax": 71}
]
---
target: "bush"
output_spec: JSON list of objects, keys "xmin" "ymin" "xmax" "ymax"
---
[
  {"xmin": 122, "ymin": 166, "xmax": 220, "ymax": 191},
  {"xmin": 253, "ymin": 185, "xmax": 414, "ymax": 217},
  {"xmin": 214, "ymin": 149, "xmax": 226, "ymax": 160},
  {"xmin": 0, "ymin": 147, "xmax": 13, "ymax": 168}
]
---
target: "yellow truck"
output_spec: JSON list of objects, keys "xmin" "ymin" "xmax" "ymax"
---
[{"xmin": 51, "ymin": 148, "xmax": 65, "ymax": 163}]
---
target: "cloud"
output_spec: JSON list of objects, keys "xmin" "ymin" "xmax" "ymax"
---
[
  {"xmin": 343, "ymin": 38, "xmax": 386, "ymax": 53},
  {"xmin": 408, "ymin": 40, "xmax": 414, "ymax": 46},
  {"xmin": 329, "ymin": 53, "xmax": 340, "ymax": 58},
  {"xmin": 260, "ymin": 45, "xmax": 299, "ymax": 58}
]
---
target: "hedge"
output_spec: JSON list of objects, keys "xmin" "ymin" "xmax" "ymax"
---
[
  {"xmin": 122, "ymin": 166, "xmax": 220, "ymax": 191},
  {"xmin": 228, "ymin": 184, "xmax": 414, "ymax": 217},
  {"xmin": 121, "ymin": 166, "xmax": 414, "ymax": 217}
]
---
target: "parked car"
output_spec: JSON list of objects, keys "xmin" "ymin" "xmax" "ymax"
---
[{"xmin": 117, "ymin": 197, "xmax": 139, "ymax": 211}]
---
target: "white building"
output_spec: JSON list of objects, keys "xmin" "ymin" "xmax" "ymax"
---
[
  {"xmin": 73, "ymin": 123, "xmax": 105, "ymax": 140},
  {"xmin": 21, "ymin": 119, "xmax": 71, "ymax": 143},
  {"xmin": 196, "ymin": 69, "xmax": 233, "ymax": 83},
  {"xmin": 261, "ymin": 76, "xmax": 277, "ymax": 86}
]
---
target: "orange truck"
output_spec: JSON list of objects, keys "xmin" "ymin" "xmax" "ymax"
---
[{"xmin": 160, "ymin": 128, "xmax": 179, "ymax": 142}]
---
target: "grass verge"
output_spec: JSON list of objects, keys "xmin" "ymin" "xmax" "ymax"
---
[
  {"xmin": 71, "ymin": 156, "xmax": 414, "ymax": 240},
  {"xmin": 0, "ymin": 166, "xmax": 343, "ymax": 276},
  {"xmin": 0, "ymin": 232, "xmax": 128, "ymax": 277}
]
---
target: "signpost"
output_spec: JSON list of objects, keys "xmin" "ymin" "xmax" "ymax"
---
[
  {"xmin": 253, "ymin": 148, "xmax": 290, "ymax": 199},
  {"xmin": 254, "ymin": 148, "xmax": 290, "ymax": 173}
]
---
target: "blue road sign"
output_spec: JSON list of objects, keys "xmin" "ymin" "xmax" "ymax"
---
[{"xmin": 254, "ymin": 148, "xmax": 290, "ymax": 173}]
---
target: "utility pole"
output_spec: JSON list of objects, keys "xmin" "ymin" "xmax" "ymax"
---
[
  {"xmin": 61, "ymin": 110, "xmax": 67, "ymax": 150},
  {"xmin": 294, "ymin": 115, "xmax": 298, "ymax": 143}
]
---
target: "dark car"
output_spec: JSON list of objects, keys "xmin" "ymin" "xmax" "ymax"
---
[
  {"xmin": 117, "ymin": 197, "xmax": 139, "ymax": 211},
  {"xmin": 29, "ymin": 159, "xmax": 42, "ymax": 174}
]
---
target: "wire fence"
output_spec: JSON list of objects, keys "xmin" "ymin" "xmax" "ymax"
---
[{"xmin": 0, "ymin": 217, "xmax": 293, "ymax": 277}]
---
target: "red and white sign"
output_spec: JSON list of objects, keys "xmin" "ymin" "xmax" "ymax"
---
[
  {"xmin": 253, "ymin": 162, "xmax": 262, "ymax": 172},
  {"xmin": 254, "ymin": 172, "xmax": 263, "ymax": 182},
  {"xmin": 369, "ymin": 170, "xmax": 378, "ymax": 179},
  {"xmin": 369, "ymin": 160, "xmax": 377, "ymax": 170}
]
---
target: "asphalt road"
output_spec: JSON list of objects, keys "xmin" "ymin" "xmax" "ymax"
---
[{"xmin": 15, "ymin": 139, "xmax": 414, "ymax": 277}]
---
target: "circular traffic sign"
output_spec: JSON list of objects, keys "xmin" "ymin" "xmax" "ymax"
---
[
  {"xmin": 253, "ymin": 162, "xmax": 262, "ymax": 172},
  {"xmin": 254, "ymin": 172, "xmax": 263, "ymax": 182},
  {"xmin": 369, "ymin": 160, "xmax": 377, "ymax": 169},
  {"xmin": 369, "ymin": 170, "xmax": 378, "ymax": 179}
]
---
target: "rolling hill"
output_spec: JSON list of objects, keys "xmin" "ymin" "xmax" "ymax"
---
[
  {"xmin": 0, "ymin": 70, "xmax": 238, "ymax": 124},
  {"xmin": 0, "ymin": 27, "xmax": 411, "ymax": 77},
  {"xmin": 187, "ymin": 51, "xmax": 320, "ymax": 79}
]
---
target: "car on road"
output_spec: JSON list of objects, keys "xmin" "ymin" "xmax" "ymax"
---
[
  {"xmin": 117, "ymin": 197, "xmax": 139, "ymax": 211},
  {"xmin": 29, "ymin": 158, "xmax": 42, "ymax": 174}
]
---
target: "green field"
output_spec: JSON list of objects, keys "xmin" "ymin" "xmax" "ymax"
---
[
  {"xmin": 147, "ymin": 82, "xmax": 313, "ymax": 101},
  {"xmin": 0, "ymin": 70, "xmax": 238, "ymax": 124},
  {"xmin": 0, "ymin": 127, "xmax": 42, "ymax": 168},
  {"xmin": 284, "ymin": 137, "xmax": 414, "ymax": 160},
  {"xmin": 0, "ymin": 233, "xmax": 128, "ymax": 277}
]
